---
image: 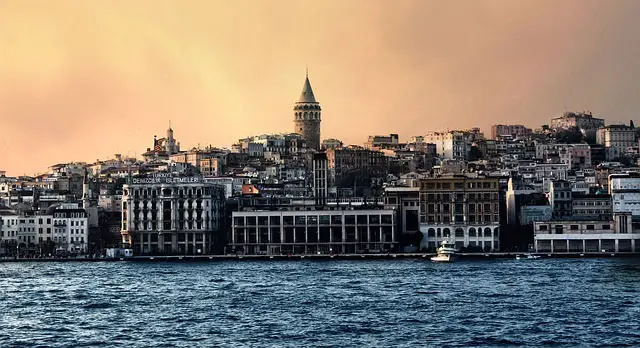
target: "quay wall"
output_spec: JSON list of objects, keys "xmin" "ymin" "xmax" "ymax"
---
[{"xmin": 1, "ymin": 252, "xmax": 640, "ymax": 262}]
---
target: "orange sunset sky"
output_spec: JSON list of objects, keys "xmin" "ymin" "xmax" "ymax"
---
[{"xmin": 2, "ymin": 0, "xmax": 640, "ymax": 176}]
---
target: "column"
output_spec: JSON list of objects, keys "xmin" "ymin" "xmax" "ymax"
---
[
  {"xmin": 598, "ymin": 239, "xmax": 602, "ymax": 252},
  {"xmin": 203, "ymin": 233, "xmax": 207, "ymax": 254}
]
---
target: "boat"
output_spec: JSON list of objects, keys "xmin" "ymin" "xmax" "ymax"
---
[
  {"xmin": 431, "ymin": 240, "xmax": 457, "ymax": 262},
  {"xmin": 516, "ymin": 254, "xmax": 540, "ymax": 260}
]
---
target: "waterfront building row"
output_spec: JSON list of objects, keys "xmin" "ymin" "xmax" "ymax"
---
[{"xmin": 0, "ymin": 203, "xmax": 89, "ymax": 254}]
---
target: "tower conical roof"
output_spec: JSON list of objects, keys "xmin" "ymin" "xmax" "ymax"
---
[{"xmin": 297, "ymin": 77, "xmax": 317, "ymax": 103}]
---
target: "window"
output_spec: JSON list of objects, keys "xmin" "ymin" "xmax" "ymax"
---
[
  {"xmin": 570, "ymin": 225, "xmax": 579, "ymax": 230},
  {"xmin": 602, "ymin": 224, "xmax": 610, "ymax": 230},
  {"xmin": 586, "ymin": 225, "xmax": 595, "ymax": 230},
  {"xmin": 539, "ymin": 225, "xmax": 548, "ymax": 231}
]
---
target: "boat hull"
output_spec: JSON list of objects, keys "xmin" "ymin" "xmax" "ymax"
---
[{"xmin": 431, "ymin": 254, "xmax": 455, "ymax": 262}]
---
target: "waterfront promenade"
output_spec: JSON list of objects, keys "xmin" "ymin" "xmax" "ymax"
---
[{"xmin": 1, "ymin": 252, "xmax": 640, "ymax": 262}]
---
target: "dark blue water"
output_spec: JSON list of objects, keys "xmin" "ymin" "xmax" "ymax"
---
[{"xmin": 1, "ymin": 259, "xmax": 640, "ymax": 347}]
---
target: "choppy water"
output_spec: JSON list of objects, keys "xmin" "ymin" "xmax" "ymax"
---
[{"xmin": 1, "ymin": 258, "xmax": 640, "ymax": 347}]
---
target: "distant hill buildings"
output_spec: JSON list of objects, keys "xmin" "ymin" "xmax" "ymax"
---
[{"xmin": 5, "ymin": 71, "xmax": 640, "ymax": 257}]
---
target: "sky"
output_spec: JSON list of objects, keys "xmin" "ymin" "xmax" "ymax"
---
[{"xmin": 2, "ymin": 0, "xmax": 640, "ymax": 175}]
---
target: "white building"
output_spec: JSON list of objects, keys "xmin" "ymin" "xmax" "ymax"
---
[
  {"xmin": 535, "ymin": 143, "xmax": 591, "ymax": 170},
  {"xmin": 0, "ymin": 203, "xmax": 89, "ymax": 255},
  {"xmin": 121, "ymin": 174, "xmax": 226, "ymax": 255},
  {"xmin": 534, "ymin": 213, "xmax": 640, "ymax": 252},
  {"xmin": 596, "ymin": 125, "xmax": 636, "ymax": 159},
  {"xmin": 609, "ymin": 174, "xmax": 640, "ymax": 217},
  {"xmin": 424, "ymin": 131, "xmax": 473, "ymax": 161}
]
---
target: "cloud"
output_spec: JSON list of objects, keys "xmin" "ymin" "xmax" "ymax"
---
[{"xmin": 1, "ymin": 0, "xmax": 640, "ymax": 174}]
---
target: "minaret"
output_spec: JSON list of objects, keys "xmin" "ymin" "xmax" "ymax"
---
[{"xmin": 293, "ymin": 71, "xmax": 321, "ymax": 151}]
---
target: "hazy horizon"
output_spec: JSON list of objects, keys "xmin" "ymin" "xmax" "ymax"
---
[{"xmin": 2, "ymin": 0, "xmax": 640, "ymax": 176}]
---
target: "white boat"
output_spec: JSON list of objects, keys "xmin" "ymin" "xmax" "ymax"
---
[
  {"xmin": 431, "ymin": 240, "xmax": 457, "ymax": 262},
  {"xmin": 516, "ymin": 254, "xmax": 540, "ymax": 260}
]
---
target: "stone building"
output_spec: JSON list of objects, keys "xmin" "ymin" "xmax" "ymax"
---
[
  {"xmin": 550, "ymin": 111, "xmax": 605, "ymax": 131},
  {"xmin": 293, "ymin": 73, "xmax": 321, "ymax": 151},
  {"xmin": 490, "ymin": 124, "xmax": 532, "ymax": 140},
  {"xmin": 419, "ymin": 175, "xmax": 501, "ymax": 251},
  {"xmin": 120, "ymin": 174, "xmax": 226, "ymax": 255},
  {"xmin": 325, "ymin": 146, "xmax": 388, "ymax": 194},
  {"xmin": 596, "ymin": 124, "xmax": 636, "ymax": 159}
]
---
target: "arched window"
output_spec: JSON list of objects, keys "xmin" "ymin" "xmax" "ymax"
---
[
  {"xmin": 494, "ymin": 227, "xmax": 500, "ymax": 238},
  {"xmin": 455, "ymin": 228, "xmax": 464, "ymax": 237},
  {"xmin": 484, "ymin": 227, "xmax": 491, "ymax": 237},
  {"xmin": 468, "ymin": 227, "xmax": 476, "ymax": 237},
  {"xmin": 303, "ymin": 112, "xmax": 308, "ymax": 118},
  {"xmin": 443, "ymin": 228, "xmax": 450, "ymax": 237},
  {"xmin": 428, "ymin": 228, "xmax": 435, "ymax": 237}
]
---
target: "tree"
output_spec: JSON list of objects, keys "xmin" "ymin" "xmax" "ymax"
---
[{"xmin": 555, "ymin": 127, "xmax": 584, "ymax": 144}]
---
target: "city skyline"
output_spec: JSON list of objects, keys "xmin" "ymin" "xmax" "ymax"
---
[{"xmin": 3, "ymin": 0, "xmax": 640, "ymax": 175}]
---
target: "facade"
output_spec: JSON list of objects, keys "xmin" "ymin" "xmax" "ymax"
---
[
  {"xmin": 490, "ymin": 124, "xmax": 532, "ymax": 140},
  {"xmin": 419, "ymin": 175, "xmax": 501, "ymax": 251},
  {"xmin": 535, "ymin": 143, "xmax": 591, "ymax": 170},
  {"xmin": 424, "ymin": 131, "xmax": 473, "ymax": 161},
  {"xmin": 325, "ymin": 146, "xmax": 388, "ymax": 189},
  {"xmin": 199, "ymin": 157, "xmax": 222, "ymax": 177},
  {"xmin": 533, "ymin": 213, "xmax": 640, "ymax": 252},
  {"xmin": 596, "ymin": 125, "xmax": 635, "ymax": 149},
  {"xmin": 609, "ymin": 174, "xmax": 640, "ymax": 217},
  {"xmin": 550, "ymin": 111, "xmax": 605, "ymax": 131},
  {"xmin": 571, "ymin": 193, "xmax": 612, "ymax": 219},
  {"xmin": 230, "ymin": 208, "xmax": 396, "ymax": 255},
  {"xmin": 596, "ymin": 125, "xmax": 636, "ymax": 159},
  {"xmin": 322, "ymin": 138, "xmax": 343, "ymax": 150},
  {"xmin": 549, "ymin": 180, "xmax": 572, "ymax": 218},
  {"xmin": 0, "ymin": 203, "xmax": 89, "ymax": 255},
  {"xmin": 293, "ymin": 74, "xmax": 321, "ymax": 151},
  {"xmin": 120, "ymin": 174, "xmax": 226, "ymax": 255},
  {"xmin": 384, "ymin": 186, "xmax": 420, "ymax": 251},
  {"xmin": 520, "ymin": 205, "xmax": 553, "ymax": 225},
  {"xmin": 170, "ymin": 148, "xmax": 227, "ymax": 176},
  {"xmin": 365, "ymin": 134, "xmax": 399, "ymax": 149},
  {"xmin": 313, "ymin": 153, "xmax": 329, "ymax": 205}
]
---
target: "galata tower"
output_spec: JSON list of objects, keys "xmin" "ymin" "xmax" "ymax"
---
[{"xmin": 293, "ymin": 72, "xmax": 321, "ymax": 151}]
